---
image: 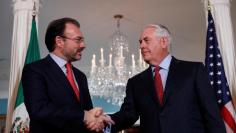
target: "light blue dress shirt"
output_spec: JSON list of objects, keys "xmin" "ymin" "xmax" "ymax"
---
[
  {"xmin": 49, "ymin": 53, "xmax": 80, "ymax": 89},
  {"xmin": 151, "ymin": 54, "xmax": 172, "ymax": 90},
  {"xmin": 50, "ymin": 53, "xmax": 67, "ymax": 75}
]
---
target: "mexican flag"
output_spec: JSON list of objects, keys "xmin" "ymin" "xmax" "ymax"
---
[{"xmin": 11, "ymin": 16, "xmax": 40, "ymax": 132}]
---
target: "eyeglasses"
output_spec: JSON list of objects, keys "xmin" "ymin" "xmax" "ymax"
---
[{"xmin": 60, "ymin": 35, "xmax": 84, "ymax": 44}]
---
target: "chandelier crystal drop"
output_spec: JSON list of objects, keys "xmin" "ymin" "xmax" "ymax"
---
[{"xmin": 88, "ymin": 14, "xmax": 147, "ymax": 106}]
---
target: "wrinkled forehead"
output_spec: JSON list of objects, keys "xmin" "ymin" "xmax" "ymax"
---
[{"xmin": 140, "ymin": 27, "xmax": 156, "ymax": 39}]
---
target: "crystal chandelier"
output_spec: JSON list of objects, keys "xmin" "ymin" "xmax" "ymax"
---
[{"xmin": 88, "ymin": 15, "xmax": 147, "ymax": 106}]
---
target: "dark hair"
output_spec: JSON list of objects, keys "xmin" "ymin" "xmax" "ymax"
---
[{"xmin": 45, "ymin": 17, "xmax": 80, "ymax": 52}]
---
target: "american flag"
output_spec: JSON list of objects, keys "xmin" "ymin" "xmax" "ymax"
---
[{"xmin": 205, "ymin": 10, "xmax": 236, "ymax": 133}]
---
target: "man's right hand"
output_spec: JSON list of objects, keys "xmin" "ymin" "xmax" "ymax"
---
[{"xmin": 84, "ymin": 107, "xmax": 115, "ymax": 132}]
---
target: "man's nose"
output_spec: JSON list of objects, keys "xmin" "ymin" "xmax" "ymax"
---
[
  {"xmin": 79, "ymin": 41, "xmax": 86, "ymax": 48},
  {"xmin": 139, "ymin": 40, "xmax": 145, "ymax": 49}
]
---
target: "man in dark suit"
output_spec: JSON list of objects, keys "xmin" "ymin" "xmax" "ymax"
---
[
  {"xmin": 107, "ymin": 24, "xmax": 226, "ymax": 133},
  {"xmin": 22, "ymin": 18, "xmax": 111, "ymax": 133}
]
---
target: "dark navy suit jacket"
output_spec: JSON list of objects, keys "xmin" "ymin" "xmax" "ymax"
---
[
  {"xmin": 22, "ymin": 55, "xmax": 93, "ymax": 133},
  {"xmin": 111, "ymin": 57, "xmax": 226, "ymax": 133}
]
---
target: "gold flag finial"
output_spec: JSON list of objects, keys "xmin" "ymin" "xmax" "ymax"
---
[
  {"xmin": 32, "ymin": 1, "xmax": 36, "ymax": 18},
  {"xmin": 207, "ymin": 0, "xmax": 211, "ymax": 11}
]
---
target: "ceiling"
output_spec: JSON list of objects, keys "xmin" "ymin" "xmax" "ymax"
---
[{"xmin": 0, "ymin": 0, "xmax": 236, "ymax": 96}]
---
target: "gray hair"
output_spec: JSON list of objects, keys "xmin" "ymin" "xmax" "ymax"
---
[{"xmin": 144, "ymin": 24, "xmax": 172, "ymax": 45}]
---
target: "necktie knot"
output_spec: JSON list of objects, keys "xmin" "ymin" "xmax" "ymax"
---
[
  {"xmin": 155, "ymin": 66, "xmax": 161, "ymax": 73},
  {"xmin": 66, "ymin": 62, "xmax": 72, "ymax": 71},
  {"xmin": 66, "ymin": 62, "xmax": 74, "ymax": 76}
]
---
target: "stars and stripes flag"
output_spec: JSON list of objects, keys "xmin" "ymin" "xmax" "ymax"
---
[{"xmin": 205, "ymin": 9, "xmax": 236, "ymax": 133}]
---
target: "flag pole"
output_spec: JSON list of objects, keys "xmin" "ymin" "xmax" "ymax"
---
[
  {"xmin": 5, "ymin": 1, "xmax": 39, "ymax": 132},
  {"xmin": 207, "ymin": 0, "xmax": 236, "ymax": 113},
  {"xmin": 205, "ymin": 1, "xmax": 236, "ymax": 132},
  {"xmin": 207, "ymin": 0, "xmax": 211, "ymax": 11}
]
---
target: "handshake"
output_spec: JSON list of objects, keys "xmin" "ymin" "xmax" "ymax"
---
[{"xmin": 84, "ymin": 107, "xmax": 115, "ymax": 132}]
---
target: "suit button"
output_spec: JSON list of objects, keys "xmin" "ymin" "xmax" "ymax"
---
[{"xmin": 160, "ymin": 112, "xmax": 165, "ymax": 117}]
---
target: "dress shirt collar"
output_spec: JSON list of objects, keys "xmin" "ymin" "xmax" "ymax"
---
[
  {"xmin": 151, "ymin": 54, "xmax": 172, "ymax": 71},
  {"xmin": 49, "ymin": 53, "xmax": 67, "ymax": 69}
]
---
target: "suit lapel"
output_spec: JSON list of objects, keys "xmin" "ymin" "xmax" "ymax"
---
[
  {"xmin": 136, "ymin": 59, "xmax": 182, "ymax": 107},
  {"xmin": 144, "ymin": 66, "xmax": 159, "ymax": 104},
  {"xmin": 163, "ymin": 57, "xmax": 181, "ymax": 105},
  {"xmin": 45, "ymin": 55, "xmax": 80, "ymax": 103},
  {"xmin": 72, "ymin": 67, "xmax": 85, "ymax": 104}
]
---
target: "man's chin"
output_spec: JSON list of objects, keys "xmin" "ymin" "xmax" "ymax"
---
[
  {"xmin": 142, "ymin": 58, "xmax": 149, "ymax": 64},
  {"xmin": 70, "ymin": 56, "xmax": 81, "ymax": 62},
  {"xmin": 75, "ymin": 56, "xmax": 82, "ymax": 61}
]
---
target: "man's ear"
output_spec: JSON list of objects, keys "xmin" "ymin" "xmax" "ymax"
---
[
  {"xmin": 160, "ymin": 37, "xmax": 168, "ymax": 48},
  {"xmin": 55, "ymin": 36, "xmax": 64, "ymax": 48}
]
